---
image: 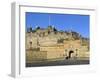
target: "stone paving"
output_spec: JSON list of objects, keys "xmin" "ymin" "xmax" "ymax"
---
[{"xmin": 26, "ymin": 58, "xmax": 89, "ymax": 67}]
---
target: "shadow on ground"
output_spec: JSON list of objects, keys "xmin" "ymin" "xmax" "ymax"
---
[{"xmin": 26, "ymin": 59, "xmax": 89, "ymax": 67}]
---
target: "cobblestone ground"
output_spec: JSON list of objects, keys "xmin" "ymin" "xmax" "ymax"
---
[{"xmin": 26, "ymin": 58, "xmax": 89, "ymax": 67}]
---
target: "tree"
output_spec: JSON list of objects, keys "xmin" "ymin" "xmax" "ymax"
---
[
  {"xmin": 29, "ymin": 27, "xmax": 33, "ymax": 32},
  {"xmin": 53, "ymin": 27, "xmax": 57, "ymax": 32},
  {"xmin": 36, "ymin": 26, "xmax": 40, "ymax": 30},
  {"xmin": 48, "ymin": 25, "xmax": 52, "ymax": 29},
  {"xmin": 34, "ymin": 26, "xmax": 40, "ymax": 32}
]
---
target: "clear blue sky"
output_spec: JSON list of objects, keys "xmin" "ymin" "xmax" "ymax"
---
[{"xmin": 26, "ymin": 12, "xmax": 90, "ymax": 38}]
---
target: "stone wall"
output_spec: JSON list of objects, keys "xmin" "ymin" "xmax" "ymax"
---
[
  {"xmin": 26, "ymin": 50, "xmax": 47, "ymax": 63},
  {"xmin": 26, "ymin": 31, "xmax": 89, "ymax": 62},
  {"xmin": 40, "ymin": 45, "xmax": 65, "ymax": 60},
  {"xmin": 77, "ymin": 46, "xmax": 89, "ymax": 58}
]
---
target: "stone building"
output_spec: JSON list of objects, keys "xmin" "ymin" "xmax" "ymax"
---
[{"xmin": 26, "ymin": 26, "xmax": 89, "ymax": 63}]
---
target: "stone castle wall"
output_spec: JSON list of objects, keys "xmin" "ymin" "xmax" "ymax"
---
[
  {"xmin": 26, "ymin": 50, "xmax": 47, "ymax": 63},
  {"xmin": 26, "ymin": 27, "xmax": 89, "ymax": 63}
]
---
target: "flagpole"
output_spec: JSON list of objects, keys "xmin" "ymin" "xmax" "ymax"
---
[{"xmin": 49, "ymin": 15, "xmax": 51, "ymax": 26}]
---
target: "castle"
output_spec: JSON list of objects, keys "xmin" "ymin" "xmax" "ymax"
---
[{"xmin": 26, "ymin": 26, "xmax": 89, "ymax": 63}]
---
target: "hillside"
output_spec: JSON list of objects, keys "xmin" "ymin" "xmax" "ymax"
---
[{"xmin": 26, "ymin": 26, "xmax": 89, "ymax": 42}]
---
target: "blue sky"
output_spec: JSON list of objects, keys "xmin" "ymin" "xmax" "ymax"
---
[{"xmin": 26, "ymin": 12, "xmax": 90, "ymax": 38}]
